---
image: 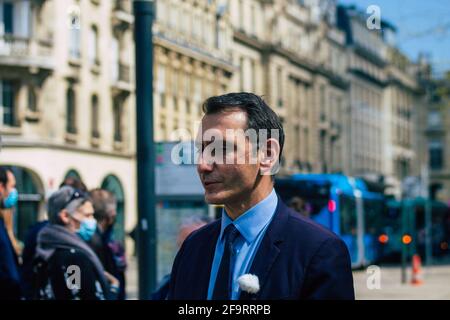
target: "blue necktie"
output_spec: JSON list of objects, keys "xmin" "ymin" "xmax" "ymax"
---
[{"xmin": 212, "ymin": 224, "xmax": 240, "ymax": 300}]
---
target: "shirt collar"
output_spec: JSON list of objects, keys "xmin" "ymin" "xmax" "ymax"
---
[{"xmin": 220, "ymin": 189, "xmax": 278, "ymax": 244}]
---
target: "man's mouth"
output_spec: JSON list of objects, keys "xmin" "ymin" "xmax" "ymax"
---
[{"xmin": 203, "ymin": 181, "xmax": 221, "ymax": 187}]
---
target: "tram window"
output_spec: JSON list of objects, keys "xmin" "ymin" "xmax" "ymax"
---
[
  {"xmin": 364, "ymin": 199, "xmax": 384, "ymax": 235},
  {"xmin": 275, "ymin": 182, "xmax": 330, "ymax": 218},
  {"xmin": 340, "ymin": 195, "xmax": 356, "ymax": 235}
]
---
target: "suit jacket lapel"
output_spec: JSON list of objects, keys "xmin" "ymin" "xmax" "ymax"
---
[
  {"xmin": 195, "ymin": 221, "xmax": 221, "ymax": 299},
  {"xmin": 239, "ymin": 198, "xmax": 289, "ymax": 300}
]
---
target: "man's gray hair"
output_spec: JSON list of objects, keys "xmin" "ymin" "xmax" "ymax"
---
[{"xmin": 47, "ymin": 186, "xmax": 87, "ymax": 224}]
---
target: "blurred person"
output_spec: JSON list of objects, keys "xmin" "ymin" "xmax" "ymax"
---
[
  {"xmin": 20, "ymin": 177, "xmax": 87, "ymax": 299},
  {"xmin": 59, "ymin": 177, "xmax": 88, "ymax": 192},
  {"xmin": 0, "ymin": 169, "xmax": 21, "ymax": 256},
  {"xmin": 152, "ymin": 216, "xmax": 211, "ymax": 300},
  {"xmin": 33, "ymin": 186, "xmax": 119, "ymax": 300},
  {"xmin": 87, "ymin": 188, "xmax": 127, "ymax": 300},
  {"xmin": 0, "ymin": 167, "xmax": 21, "ymax": 299},
  {"xmin": 288, "ymin": 196, "xmax": 311, "ymax": 218}
]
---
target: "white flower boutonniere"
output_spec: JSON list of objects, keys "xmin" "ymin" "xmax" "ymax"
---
[{"xmin": 237, "ymin": 274, "xmax": 260, "ymax": 294}]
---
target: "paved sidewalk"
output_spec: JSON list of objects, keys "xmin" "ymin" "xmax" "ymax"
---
[{"xmin": 353, "ymin": 264, "xmax": 450, "ymax": 299}]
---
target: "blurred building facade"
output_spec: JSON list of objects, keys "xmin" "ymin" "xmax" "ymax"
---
[
  {"xmin": 384, "ymin": 46, "xmax": 424, "ymax": 198},
  {"xmin": 419, "ymin": 72, "xmax": 450, "ymax": 202},
  {"xmin": 152, "ymin": 0, "xmax": 233, "ymax": 141},
  {"xmin": 0, "ymin": 0, "xmax": 136, "ymax": 244},
  {"xmin": 225, "ymin": 0, "xmax": 349, "ymax": 175},
  {"xmin": 337, "ymin": 4, "xmax": 425, "ymax": 198}
]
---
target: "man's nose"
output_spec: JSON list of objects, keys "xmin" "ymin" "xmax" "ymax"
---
[{"xmin": 197, "ymin": 152, "xmax": 214, "ymax": 173}]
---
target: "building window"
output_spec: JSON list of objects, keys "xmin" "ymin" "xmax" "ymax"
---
[
  {"xmin": 239, "ymin": 57, "xmax": 244, "ymax": 91},
  {"xmin": 184, "ymin": 73, "xmax": 190, "ymax": 97},
  {"xmin": 113, "ymin": 98, "xmax": 123, "ymax": 142},
  {"xmin": 2, "ymin": 2, "xmax": 14, "ymax": 34},
  {"xmin": 157, "ymin": 0, "xmax": 167, "ymax": 23},
  {"xmin": 88, "ymin": 25, "xmax": 99, "ymax": 65},
  {"xmin": 193, "ymin": 13, "xmax": 200, "ymax": 39},
  {"xmin": 111, "ymin": 36, "xmax": 119, "ymax": 81},
  {"xmin": 169, "ymin": 4, "xmax": 177, "ymax": 30},
  {"xmin": 66, "ymin": 86, "xmax": 77, "ymax": 134},
  {"xmin": 186, "ymin": 99, "xmax": 191, "ymax": 114},
  {"xmin": 277, "ymin": 67, "xmax": 283, "ymax": 107},
  {"xmin": 250, "ymin": 60, "xmax": 256, "ymax": 92},
  {"xmin": 1, "ymin": 80, "xmax": 17, "ymax": 126},
  {"xmin": 157, "ymin": 64, "xmax": 166, "ymax": 93},
  {"xmin": 194, "ymin": 77, "xmax": 201, "ymax": 102},
  {"xmin": 28, "ymin": 86, "xmax": 37, "ymax": 112},
  {"xmin": 250, "ymin": 4, "xmax": 256, "ymax": 35},
  {"xmin": 182, "ymin": 10, "xmax": 189, "ymax": 35},
  {"xmin": 320, "ymin": 85, "xmax": 326, "ymax": 121},
  {"xmin": 200, "ymin": 17, "xmax": 207, "ymax": 44},
  {"xmin": 429, "ymin": 140, "xmax": 444, "ymax": 170},
  {"xmin": 160, "ymin": 93, "xmax": 166, "ymax": 109},
  {"xmin": 173, "ymin": 96, "xmax": 178, "ymax": 111},
  {"xmin": 238, "ymin": 0, "xmax": 244, "ymax": 30},
  {"xmin": 0, "ymin": 1, "xmax": 31, "ymax": 37},
  {"xmin": 68, "ymin": 7, "xmax": 81, "ymax": 59},
  {"xmin": 91, "ymin": 95, "xmax": 99, "ymax": 138},
  {"xmin": 427, "ymin": 110, "xmax": 441, "ymax": 127},
  {"xmin": 430, "ymin": 183, "xmax": 443, "ymax": 201},
  {"xmin": 172, "ymin": 69, "xmax": 178, "ymax": 94}
]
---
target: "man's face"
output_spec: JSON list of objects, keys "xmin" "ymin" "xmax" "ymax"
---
[
  {"xmin": 70, "ymin": 201, "xmax": 95, "ymax": 230},
  {"xmin": 196, "ymin": 109, "xmax": 261, "ymax": 205},
  {"xmin": 0, "ymin": 182, "xmax": 4, "ymax": 201},
  {"xmin": 106, "ymin": 210, "xmax": 117, "ymax": 229},
  {"xmin": 6, "ymin": 171, "xmax": 16, "ymax": 193}
]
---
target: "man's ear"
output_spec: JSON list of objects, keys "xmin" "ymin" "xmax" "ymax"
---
[
  {"xmin": 259, "ymin": 138, "xmax": 281, "ymax": 176},
  {"xmin": 58, "ymin": 209, "xmax": 71, "ymax": 225}
]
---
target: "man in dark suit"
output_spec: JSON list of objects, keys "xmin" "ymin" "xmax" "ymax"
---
[{"xmin": 168, "ymin": 93, "xmax": 354, "ymax": 300}]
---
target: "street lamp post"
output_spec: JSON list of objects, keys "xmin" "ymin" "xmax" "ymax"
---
[{"xmin": 134, "ymin": 0, "xmax": 156, "ymax": 299}]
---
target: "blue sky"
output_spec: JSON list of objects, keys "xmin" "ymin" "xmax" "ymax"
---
[{"xmin": 339, "ymin": 0, "xmax": 450, "ymax": 77}]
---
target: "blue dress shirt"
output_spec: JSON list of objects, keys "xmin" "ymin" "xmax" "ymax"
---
[{"xmin": 207, "ymin": 189, "xmax": 278, "ymax": 300}]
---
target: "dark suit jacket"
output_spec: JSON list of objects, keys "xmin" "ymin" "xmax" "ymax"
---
[{"xmin": 168, "ymin": 198, "xmax": 355, "ymax": 300}]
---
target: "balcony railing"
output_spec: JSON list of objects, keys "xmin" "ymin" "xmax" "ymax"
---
[
  {"xmin": 0, "ymin": 35, "xmax": 52, "ymax": 57},
  {"xmin": 0, "ymin": 35, "xmax": 53, "ymax": 69},
  {"xmin": 0, "ymin": 35, "xmax": 29, "ymax": 56}
]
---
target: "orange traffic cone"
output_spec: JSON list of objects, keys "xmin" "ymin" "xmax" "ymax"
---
[{"xmin": 411, "ymin": 254, "xmax": 423, "ymax": 286}]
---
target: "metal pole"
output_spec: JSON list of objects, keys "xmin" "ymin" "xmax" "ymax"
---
[
  {"xmin": 401, "ymin": 201, "xmax": 408, "ymax": 284},
  {"xmin": 134, "ymin": 0, "xmax": 156, "ymax": 300},
  {"xmin": 425, "ymin": 200, "xmax": 432, "ymax": 266},
  {"xmin": 422, "ymin": 165, "xmax": 432, "ymax": 266}
]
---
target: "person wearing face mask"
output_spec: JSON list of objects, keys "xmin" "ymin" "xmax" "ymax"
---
[
  {"xmin": 0, "ymin": 186, "xmax": 22, "ymax": 258},
  {"xmin": 33, "ymin": 186, "xmax": 119, "ymax": 300},
  {"xmin": 87, "ymin": 188, "xmax": 126, "ymax": 300},
  {"xmin": 0, "ymin": 167, "xmax": 21, "ymax": 300},
  {"xmin": 20, "ymin": 177, "xmax": 88, "ymax": 299}
]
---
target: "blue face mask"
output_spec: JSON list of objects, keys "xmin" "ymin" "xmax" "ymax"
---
[
  {"xmin": 77, "ymin": 218, "xmax": 97, "ymax": 241},
  {"xmin": 2, "ymin": 188, "xmax": 18, "ymax": 209}
]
